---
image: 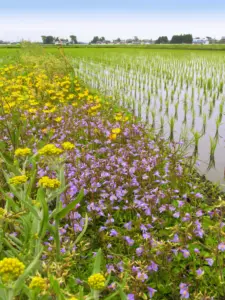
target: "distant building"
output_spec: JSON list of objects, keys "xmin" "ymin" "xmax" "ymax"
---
[
  {"xmin": 141, "ymin": 39, "xmax": 153, "ymax": 45},
  {"xmin": 193, "ymin": 37, "xmax": 209, "ymax": 45}
]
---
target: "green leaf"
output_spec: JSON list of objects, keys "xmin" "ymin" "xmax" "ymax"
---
[
  {"xmin": 13, "ymin": 247, "xmax": 43, "ymax": 294},
  {"xmin": 3, "ymin": 238, "xmax": 20, "ymax": 257},
  {"xmin": 55, "ymin": 190, "xmax": 84, "ymax": 220},
  {"xmin": 49, "ymin": 276, "xmax": 65, "ymax": 299},
  {"xmin": 93, "ymin": 248, "xmax": 102, "ymax": 274},
  {"xmin": 37, "ymin": 188, "xmax": 49, "ymax": 239},
  {"xmin": 104, "ymin": 290, "xmax": 120, "ymax": 300},
  {"xmin": 118, "ymin": 287, "xmax": 127, "ymax": 300},
  {"xmin": 26, "ymin": 159, "xmax": 37, "ymax": 197},
  {"xmin": 20, "ymin": 198, "xmax": 40, "ymax": 220}
]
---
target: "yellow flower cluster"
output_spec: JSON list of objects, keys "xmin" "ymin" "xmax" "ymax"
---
[
  {"xmin": 69, "ymin": 297, "xmax": 78, "ymax": 300},
  {"xmin": 38, "ymin": 144, "xmax": 63, "ymax": 156},
  {"xmin": 88, "ymin": 273, "xmax": 106, "ymax": 290},
  {"xmin": 112, "ymin": 128, "xmax": 121, "ymax": 134},
  {"xmin": 38, "ymin": 176, "xmax": 61, "ymax": 189},
  {"xmin": 8, "ymin": 175, "xmax": 28, "ymax": 185},
  {"xmin": 15, "ymin": 147, "xmax": 32, "ymax": 157},
  {"xmin": 0, "ymin": 258, "xmax": 25, "ymax": 282},
  {"xmin": 29, "ymin": 276, "xmax": 48, "ymax": 291},
  {"xmin": 62, "ymin": 142, "xmax": 75, "ymax": 150},
  {"xmin": 114, "ymin": 112, "xmax": 129, "ymax": 122},
  {"xmin": 109, "ymin": 128, "xmax": 121, "ymax": 140}
]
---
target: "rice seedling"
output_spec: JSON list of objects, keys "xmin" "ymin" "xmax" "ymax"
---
[
  {"xmin": 169, "ymin": 116, "xmax": 175, "ymax": 141},
  {"xmin": 208, "ymin": 136, "xmax": 217, "ymax": 170},
  {"xmin": 192, "ymin": 130, "xmax": 202, "ymax": 157},
  {"xmin": 174, "ymin": 101, "xmax": 179, "ymax": 119},
  {"xmin": 202, "ymin": 113, "xmax": 207, "ymax": 134},
  {"xmin": 215, "ymin": 115, "xmax": 222, "ymax": 140}
]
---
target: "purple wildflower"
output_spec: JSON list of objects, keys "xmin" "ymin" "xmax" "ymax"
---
[
  {"xmin": 110, "ymin": 229, "xmax": 118, "ymax": 237},
  {"xmin": 206, "ymin": 258, "xmax": 214, "ymax": 266},
  {"xmin": 181, "ymin": 249, "xmax": 190, "ymax": 258},
  {"xmin": 127, "ymin": 294, "xmax": 135, "ymax": 300},
  {"xmin": 196, "ymin": 268, "xmax": 204, "ymax": 276},
  {"xmin": 147, "ymin": 287, "xmax": 157, "ymax": 298},
  {"xmin": 136, "ymin": 247, "xmax": 143, "ymax": 256},
  {"xmin": 218, "ymin": 243, "xmax": 225, "ymax": 251},
  {"xmin": 147, "ymin": 261, "xmax": 158, "ymax": 272},
  {"xmin": 179, "ymin": 283, "xmax": 189, "ymax": 299},
  {"xmin": 124, "ymin": 236, "xmax": 134, "ymax": 246}
]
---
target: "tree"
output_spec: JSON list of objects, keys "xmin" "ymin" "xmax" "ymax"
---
[
  {"xmin": 90, "ymin": 36, "xmax": 99, "ymax": 44},
  {"xmin": 155, "ymin": 36, "xmax": 169, "ymax": 44},
  {"xmin": 170, "ymin": 34, "xmax": 193, "ymax": 44},
  {"xmin": 41, "ymin": 36, "xmax": 47, "ymax": 44},
  {"xmin": 41, "ymin": 36, "xmax": 55, "ymax": 44},
  {"xmin": 70, "ymin": 35, "xmax": 78, "ymax": 44},
  {"xmin": 90, "ymin": 36, "xmax": 106, "ymax": 44}
]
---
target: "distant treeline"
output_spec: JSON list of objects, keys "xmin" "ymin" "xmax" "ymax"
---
[{"xmin": 155, "ymin": 34, "xmax": 193, "ymax": 44}]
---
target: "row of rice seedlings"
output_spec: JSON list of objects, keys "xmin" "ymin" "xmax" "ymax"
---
[{"xmin": 73, "ymin": 54, "xmax": 225, "ymax": 173}]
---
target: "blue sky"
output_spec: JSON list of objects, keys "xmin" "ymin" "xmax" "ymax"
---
[
  {"xmin": 1, "ymin": 1, "xmax": 225, "ymax": 41},
  {"xmin": 2, "ymin": 0, "xmax": 225, "ymax": 13}
]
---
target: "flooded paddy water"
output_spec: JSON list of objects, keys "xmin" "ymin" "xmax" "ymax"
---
[{"xmin": 72, "ymin": 49, "xmax": 225, "ymax": 185}]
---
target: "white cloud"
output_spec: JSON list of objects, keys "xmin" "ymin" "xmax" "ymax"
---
[{"xmin": 0, "ymin": 12, "xmax": 225, "ymax": 42}]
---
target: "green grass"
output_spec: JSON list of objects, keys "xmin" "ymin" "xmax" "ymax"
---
[{"xmin": 1, "ymin": 45, "xmax": 225, "ymax": 63}]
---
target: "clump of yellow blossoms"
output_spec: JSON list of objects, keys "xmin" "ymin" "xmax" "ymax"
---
[
  {"xmin": 88, "ymin": 273, "xmax": 106, "ymax": 290},
  {"xmin": 109, "ymin": 133, "xmax": 117, "ymax": 140},
  {"xmin": 112, "ymin": 128, "xmax": 121, "ymax": 134},
  {"xmin": 15, "ymin": 147, "xmax": 32, "ymax": 157},
  {"xmin": 9, "ymin": 175, "xmax": 28, "ymax": 185},
  {"xmin": 29, "ymin": 276, "xmax": 48, "ymax": 291},
  {"xmin": 38, "ymin": 144, "xmax": 63, "ymax": 156},
  {"xmin": 54, "ymin": 117, "xmax": 62, "ymax": 122},
  {"xmin": 0, "ymin": 258, "xmax": 25, "ymax": 282},
  {"xmin": 62, "ymin": 142, "xmax": 75, "ymax": 150},
  {"xmin": 69, "ymin": 297, "xmax": 78, "ymax": 300},
  {"xmin": 109, "ymin": 128, "xmax": 121, "ymax": 140},
  {"xmin": 38, "ymin": 176, "xmax": 61, "ymax": 189}
]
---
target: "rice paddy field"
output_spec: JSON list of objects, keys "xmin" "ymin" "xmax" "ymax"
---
[
  {"xmin": 1, "ymin": 45, "xmax": 225, "ymax": 299},
  {"xmin": 60, "ymin": 47, "xmax": 225, "ymax": 185}
]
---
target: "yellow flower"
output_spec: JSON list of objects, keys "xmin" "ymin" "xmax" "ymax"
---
[
  {"xmin": 88, "ymin": 273, "xmax": 106, "ymax": 290},
  {"xmin": 54, "ymin": 117, "xmax": 62, "ymax": 122},
  {"xmin": 112, "ymin": 128, "xmax": 121, "ymax": 134},
  {"xmin": 9, "ymin": 175, "xmax": 28, "ymax": 185},
  {"xmin": 15, "ymin": 148, "xmax": 32, "ymax": 157},
  {"xmin": 62, "ymin": 142, "xmax": 75, "ymax": 150},
  {"xmin": 122, "ymin": 116, "xmax": 129, "ymax": 122},
  {"xmin": 67, "ymin": 94, "xmax": 74, "ymax": 100},
  {"xmin": 38, "ymin": 144, "xmax": 63, "ymax": 156},
  {"xmin": 29, "ymin": 276, "xmax": 48, "ymax": 291},
  {"xmin": 69, "ymin": 297, "xmax": 78, "ymax": 300},
  {"xmin": 0, "ymin": 258, "xmax": 25, "ymax": 282},
  {"xmin": 109, "ymin": 133, "xmax": 117, "ymax": 140},
  {"xmin": 38, "ymin": 176, "xmax": 61, "ymax": 189},
  {"xmin": 114, "ymin": 115, "xmax": 123, "ymax": 121}
]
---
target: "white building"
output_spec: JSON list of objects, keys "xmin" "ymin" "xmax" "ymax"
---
[{"xmin": 193, "ymin": 37, "xmax": 209, "ymax": 45}]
